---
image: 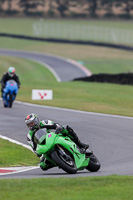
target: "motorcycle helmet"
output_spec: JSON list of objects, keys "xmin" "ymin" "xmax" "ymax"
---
[
  {"xmin": 25, "ymin": 113, "xmax": 40, "ymax": 131},
  {"xmin": 8, "ymin": 66, "xmax": 15, "ymax": 77}
]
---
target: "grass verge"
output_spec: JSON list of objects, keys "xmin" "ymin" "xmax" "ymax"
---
[
  {"xmin": 0, "ymin": 176, "xmax": 133, "ymax": 200},
  {"xmin": 0, "ymin": 139, "xmax": 39, "ymax": 167},
  {"xmin": 0, "ymin": 18, "xmax": 133, "ymax": 36},
  {"xmin": 0, "ymin": 53, "xmax": 133, "ymax": 117},
  {"xmin": 0, "ymin": 19, "xmax": 132, "ymax": 195}
]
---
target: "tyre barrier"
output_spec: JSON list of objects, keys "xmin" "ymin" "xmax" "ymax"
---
[
  {"xmin": 73, "ymin": 73, "xmax": 133, "ymax": 85},
  {"xmin": 0, "ymin": 33, "xmax": 133, "ymax": 52}
]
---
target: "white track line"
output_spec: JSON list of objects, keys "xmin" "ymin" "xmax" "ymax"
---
[
  {"xmin": 31, "ymin": 59, "xmax": 61, "ymax": 82},
  {"xmin": 0, "ymin": 97, "xmax": 133, "ymax": 120},
  {"xmin": 0, "ymin": 135, "xmax": 39, "ymax": 176},
  {"xmin": 0, "ymin": 166, "xmax": 39, "ymax": 176},
  {"xmin": 0, "ymin": 49, "xmax": 92, "ymax": 81},
  {"xmin": 16, "ymin": 100, "xmax": 133, "ymax": 120},
  {"xmin": 0, "ymin": 135, "xmax": 31, "ymax": 150},
  {"xmin": 0, "ymin": 99, "xmax": 133, "ymax": 175}
]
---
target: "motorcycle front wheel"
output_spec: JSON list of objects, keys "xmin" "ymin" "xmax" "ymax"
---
[
  {"xmin": 8, "ymin": 94, "xmax": 13, "ymax": 108},
  {"xmin": 51, "ymin": 150, "xmax": 77, "ymax": 174}
]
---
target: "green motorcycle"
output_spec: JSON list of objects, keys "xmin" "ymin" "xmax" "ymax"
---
[{"xmin": 34, "ymin": 129, "xmax": 101, "ymax": 174}]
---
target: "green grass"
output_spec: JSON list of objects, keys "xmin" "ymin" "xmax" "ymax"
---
[
  {"xmin": 0, "ymin": 176, "xmax": 133, "ymax": 200},
  {"xmin": 0, "ymin": 18, "xmax": 133, "ymax": 36},
  {"xmin": 0, "ymin": 139, "xmax": 39, "ymax": 167},
  {"xmin": 0, "ymin": 36, "xmax": 133, "ymax": 60},
  {"xmin": 0, "ymin": 52, "xmax": 133, "ymax": 117},
  {"xmin": 0, "ymin": 19, "xmax": 133, "ymax": 197},
  {"xmin": 84, "ymin": 58, "xmax": 133, "ymax": 74},
  {"xmin": 0, "ymin": 18, "xmax": 133, "ymax": 45}
]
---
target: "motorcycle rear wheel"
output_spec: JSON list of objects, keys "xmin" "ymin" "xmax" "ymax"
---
[
  {"xmin": 86, "ymin": 154, "xmax": 101, "ymax": 172},
  {"xmin": 51, "ymin": 150, "xmax": 77, "ymax": 174}
]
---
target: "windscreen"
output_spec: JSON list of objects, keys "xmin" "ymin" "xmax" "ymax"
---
[
  {"xmin": 34, "ymin": 129, "xmax": 47, "ymax": 145},
  {"xmin": 7, "ymin": 80, "xmax": 17, "ymax": 85}
]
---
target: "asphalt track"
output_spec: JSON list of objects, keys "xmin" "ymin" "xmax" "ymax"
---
[
  {"xmin": 0, "ymin": 49, "xmax": 133, "ymax": 179},
  {"xmin": 0, "ymin": 49, "xmax": 91, "ymax": 82}
]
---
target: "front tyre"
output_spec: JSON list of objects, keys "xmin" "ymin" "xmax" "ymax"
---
[
  {"xmin": 9, "ymin": 94, "xmax": 13, "ymax": 108},
  {"xmin": 51, "ymin": 150, "xmax": 77, "ymax": 174},
  {"xmin": 3, "ymin": 102, "xmax": 7, "ymax": 107},
  {"xmin": 86, "ymin": 154, "xmax": 101, "ymax": 172}
]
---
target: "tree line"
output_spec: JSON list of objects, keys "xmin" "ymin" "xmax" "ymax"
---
[{"xmin": 0, "ymin": 0, "xmax": 133, "ymax": 18}]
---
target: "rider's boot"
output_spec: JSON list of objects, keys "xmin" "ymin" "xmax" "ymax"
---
[
  {"xmin": 66, "ymin": 126, "xmax": 89, "ymax": 151},
  {"xmin": 77, "ymin": 140, "xmax": 89, "ymax": 150}
]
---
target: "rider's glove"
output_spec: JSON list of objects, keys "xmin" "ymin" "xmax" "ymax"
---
[
  {"xmin": 55, "ymin": 126, "xmax": 63, "ymax": 134},
  {"xmin": 34, "ymin": 151, "xmax": 42, "ymax": 157}
]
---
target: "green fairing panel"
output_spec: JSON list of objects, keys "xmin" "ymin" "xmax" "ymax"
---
[
  {"xmin": 36, "ymin": 132, "xmax": 56, "ymax": 155},
  {"xmin": 40, "ymin": 121, "xmax": 45, "ymax": 127},
  {"xmin": 28, "ymin": 130, "xmax": 34, "ymax": 138},
  {"xmin": 36, "ymin": 131, "xmax": 90, "ymax": 170},
  {"xmin": 55, "ymin": 136, "xmax": 89, "ymax": 169}
]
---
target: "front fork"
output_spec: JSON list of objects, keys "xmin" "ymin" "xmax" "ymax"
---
[
  {"xmin": 40, "ymin": 144, "xmax": 72, "ymax": 170},
  {"xmin": 39, "ymin": 155, "xmax": 55, "ymax": 170}
]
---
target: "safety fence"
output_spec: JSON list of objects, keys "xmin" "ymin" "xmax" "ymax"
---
[{"xmin": 33, "ymin": 21, "xmax": 133, "ymax": 45}]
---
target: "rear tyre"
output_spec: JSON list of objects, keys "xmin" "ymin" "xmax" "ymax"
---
[
  {"xmin": 86, "ymin": 154, "xmax": 101, "ymax": 172},
  {"xmin": 51, "ymin": 150, "xmax": 77, "ymax": 174}
]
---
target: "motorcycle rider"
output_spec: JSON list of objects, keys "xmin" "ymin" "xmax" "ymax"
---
[
  {"xmin": 25, "ymin": 113, "xmax": 89, "ymax": 171},
  {"xmin": 0, "ymin": 66, "xmax": 20, "ymax": 97}
]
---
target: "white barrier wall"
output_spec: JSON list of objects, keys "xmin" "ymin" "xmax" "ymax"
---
[{"xmin": 33, "ymin": 21, "xmax": 133, "ymax": 45}]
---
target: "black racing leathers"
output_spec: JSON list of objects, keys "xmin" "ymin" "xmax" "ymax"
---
[
  {"xmin": 27, "ymin": 120, "xmax": 89, "ymax": 152},
  {"xmin": 1, "ymin": 72, "xmax": 20, "ymax": 91}
]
